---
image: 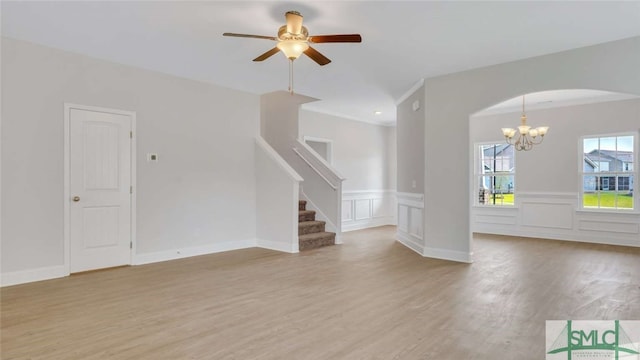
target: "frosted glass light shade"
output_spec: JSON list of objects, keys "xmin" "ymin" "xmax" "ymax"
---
[
  {"xmin": 277, "ymin": 40, "xmax": 309, "ymax": 60},
  {"xmin": 518, "ymin": 125, "xmax": 531, "ymax": 135},
  {"xmin": 537, "ymin": 126, "xmax": 549, "ymax": 136},
  {"xmin": 529, "ymin": 128, "xmax": 539, "ymax": 137},
  {"xmin": 502, "ymin": 128, "xmax": 516, "ymax": 138}
]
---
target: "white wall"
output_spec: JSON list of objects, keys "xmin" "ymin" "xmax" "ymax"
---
[
  {"xmin": 255, "ymin": 138, "xmax": 302, "ymax": 253},
  {"xmin": 299, "ymin": 110, "xmax": 396, "ymax": 192},
  {"xmin": 1, "ymin": 38, "xmax": 260, "ymax": 281},
  {"xmin": 396, "ymin": 84, "xmax": 425, "ymax": 194},
  {"xmin": 394, "ymin": 36, "xmax": 640, "ymax": 262},
  {"xmin": 299, "ymin": 110, "xmax": 396, "ymax": 231},
  {"xmin": 471, "ymin": 98, "xmax": 640, "ymax": 247}
]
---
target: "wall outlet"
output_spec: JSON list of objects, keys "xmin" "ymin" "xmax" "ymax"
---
[{"xmin": 147, "ymin": 153, "xmax": 158, "ymax": 162}]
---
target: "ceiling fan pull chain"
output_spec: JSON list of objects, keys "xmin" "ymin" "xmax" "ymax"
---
[{"xmin": 289, "ymin": 59, "xmax": 294, "ymax": 95}]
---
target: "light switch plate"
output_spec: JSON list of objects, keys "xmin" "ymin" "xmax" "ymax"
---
[{"xmin": 147, "ymin": 153, "xmax": 158, "ymax": 162}]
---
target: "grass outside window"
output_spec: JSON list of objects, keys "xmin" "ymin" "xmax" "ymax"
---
[{"xmin": 583, "ymin": 192, "xmax": 633, "ymax": 209}]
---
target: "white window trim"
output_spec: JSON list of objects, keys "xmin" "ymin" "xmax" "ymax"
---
[{"xmin": 579, "ymin": 131, "xmax": 638, "ymax": 213}]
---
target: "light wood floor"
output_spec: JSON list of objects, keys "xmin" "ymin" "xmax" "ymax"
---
[{"xmin": 2, "ymin": 226, "xmax": 639, "ymax": 359}]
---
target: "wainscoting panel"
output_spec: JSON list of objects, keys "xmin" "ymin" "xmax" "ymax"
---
[
  {"xmin": 521, "ymin": 203, "xmax": 573, "ymax": 230},
  {"xmin": 473, "ymin": 192, "xmax": 640, "ymax": 247},
  {"xmin": 396, "ymin": 192, "xmax": 424, "ymax": 254},
  {"xmin": 342, "ymin": 190, "xmax": 396, "ymax": 232}
]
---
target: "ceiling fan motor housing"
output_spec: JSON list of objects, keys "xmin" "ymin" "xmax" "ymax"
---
[{"xmin": 278, "ymin": 25, "xmax": 309, "ymax": 41}]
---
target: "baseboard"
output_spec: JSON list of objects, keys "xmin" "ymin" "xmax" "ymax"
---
[
  {"xmin": 475, "ymin": 228, "xmax": 640, "ymax": 248},
  {"xmin": 133, "ymin": 239, "xmax": 257, "ymax": 265},
  {"xmin": 1, "ymin": 265, "xmax": 68, "ymax": 287},
  {"xmin": 343, "ymin": 216, "xmax": 395, "ymax": 232},
  {"xmin": 396, "ymin": 231, "xmax": 424, "ymax": 255},
  {"xmin": 256, "ymin": 238, "xmax": 298, "ymax": 253},
  {"xmin": 423, "ymin": 246, "xmax": 474, "ymax": 263}
]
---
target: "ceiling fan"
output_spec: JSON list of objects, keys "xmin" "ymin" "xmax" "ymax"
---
[{"xmin": 223, "ymin": 10, "xmax": 362, "ymax": 66}]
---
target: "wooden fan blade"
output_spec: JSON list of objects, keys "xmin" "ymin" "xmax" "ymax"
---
[
  {"xmin": 223, "ymin": 33, "xmax": 277, "ymax": 41},
  {"xmin": 304, "ymin": 46, "xmax": 331, "ymax": 66},
  {"xmin": 253, "ymin": 47, "xmax": 281, "ymax": 62},
  {"xmin": 309, "ymin": 34, "xmax": 362, "ymax": 43}
]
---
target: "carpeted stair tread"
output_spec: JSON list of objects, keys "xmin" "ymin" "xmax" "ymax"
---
[
  {"xmin": 299, "ymin": 200, "xmax": 307, "ymax": 211},
  {"xmin": 299, "ymin": 231, "xmax": 336, "ymax": 251},
  {"xmin": 298, "ymin": 220, "xmax": 326, "ymax": 235},
  {"xmin": 298, "ymin": 210, "xmax": 316, "ymax": 222}
]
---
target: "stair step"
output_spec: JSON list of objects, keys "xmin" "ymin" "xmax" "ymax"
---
[
  {"xmin": 299, "ymin": 232, "xmax": 336, "ymax": 251},
  {"xmin": 299, "ymin": 200, "xmax": 307, "ymax": 211},
  {"xmin": 298, "ymin": 220, "xmax": 326, "ymax": 235},
  {"xmin": 298, "ymin": 210, "xmax": 316, "ymax": 222}
]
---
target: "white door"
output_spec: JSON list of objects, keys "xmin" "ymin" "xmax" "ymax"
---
[{"xmin": 69, "ymin": 107, "xmax": 132, "ymax": 273}]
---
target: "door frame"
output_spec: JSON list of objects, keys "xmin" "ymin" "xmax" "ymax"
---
[{"xmin": 63, "ymin": 103, "xmax": 137, "ymax": 274}]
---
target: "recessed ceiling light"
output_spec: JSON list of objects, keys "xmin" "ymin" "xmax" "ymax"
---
[{"xmin": 374, "ymin": 111, "xmax": 382, "ymax": 115}]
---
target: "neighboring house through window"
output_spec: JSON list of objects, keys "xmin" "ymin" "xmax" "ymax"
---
[
  {"xmin": 476, "ymin": 143, "xmax": 515, "ymax": 206},
  {"xmin": 582, "ymin": 134, "xmax": 635, "ymax": 210}
]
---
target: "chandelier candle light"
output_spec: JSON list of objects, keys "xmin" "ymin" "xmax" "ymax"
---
[{"xmin": 501, "ymin": 95, "xmax": 549, "ymax": 151}]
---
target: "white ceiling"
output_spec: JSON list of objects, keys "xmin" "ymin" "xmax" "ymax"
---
[{"xmin": 3, "ymin": 1, "xmax": 640, "ymax": 125}]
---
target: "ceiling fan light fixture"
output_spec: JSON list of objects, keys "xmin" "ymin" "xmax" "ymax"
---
[{"xmin": 277, "ymin": 40, "xmax": 309, "ymax": 60}]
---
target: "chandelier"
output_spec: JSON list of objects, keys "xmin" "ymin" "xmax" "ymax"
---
[{"xmin": 501, "ymin": 95, "xmax": 549, "ymax": 151}]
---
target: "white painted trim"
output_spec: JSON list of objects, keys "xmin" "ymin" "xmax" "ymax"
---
[
  {"xmin": 396, "ymin": 232, "xmax": 424, "ymax": 255},
  {"xmin": 396, "ymin": 192, "xmax": 425, "ymax": 208},
  {"xmin": 256, "ymin": 137, "xmax": 303, "ymax": 182},
  {"xmin": 473, "ymin": 190, "xmax": 640, "ymax": 247},
  {"xmin": 423, "ymin": 247, "xmax": 474, "ymax": 264},
  {"xmin": 343, "ymin": 216, "xmax": 395, "ymax": 232},
  {"xmin": 64, "ymin": 103, "xmax": 137, "ymax": 275},
  {"xmin": 342, "ymin": 189, "xmax": 396, "ymax": 231},
  {"xmin": 133, "ymin": 239, "xmax": 256, "ymax": 265},
  {"xmin": 293, "ymin": 148, "xmax": 338, "ymax": 190},
  {"xmin": 1, "ymin": 265, "xmax": 68, "ymax": 287},
  {"xmin": 291, "ymin": 182, "xmax": 301, "ymax": 252},
  {"xmin": 343, "ymin": 189, "xmax": 396, "ymax": 197},
  {"xmin": 257, "ymin": 238, "xmax": 298, "ymax": 253},
  {"xmin": 395, "ymin": 78, "xmax": 425, "ymax": 106}
]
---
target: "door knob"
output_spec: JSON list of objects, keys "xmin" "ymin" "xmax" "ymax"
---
[{"xmin": 72, "ymin": 196, "xmax": 80, "ymax": 202}]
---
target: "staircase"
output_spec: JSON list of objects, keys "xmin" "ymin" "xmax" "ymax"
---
[{"xmin": 298, "ymin": 200, "xmax": 336, "ymax": 251}]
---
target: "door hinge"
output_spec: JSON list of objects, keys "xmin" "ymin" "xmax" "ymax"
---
[
  {"xmin": 130, "ymin": 131, "xmax": 133, "ymax": 139},
  {"xmin": 130, "ymin": 186, "xmax": 133, "ymax": 194}
]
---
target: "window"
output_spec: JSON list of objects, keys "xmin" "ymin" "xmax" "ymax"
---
[
  {"xmin": 582, "ymin": 134, "xmax": 635, "ymax": 210},
  {"xmin": 476, "ymin": 143, "xmax": 515, "ymax": 206}
]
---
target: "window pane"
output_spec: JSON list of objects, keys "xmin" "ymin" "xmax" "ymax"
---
[
  {"xmin": 600, "ymin": 137, "xmax": 616, "ymax": 151},
  {"xmin": 583, "ymin": 138, "xmax": 598, "ymax": 153},
  {"xmin": 583, "ymin": 175, "xmax": 597, "ymax": 191}
]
